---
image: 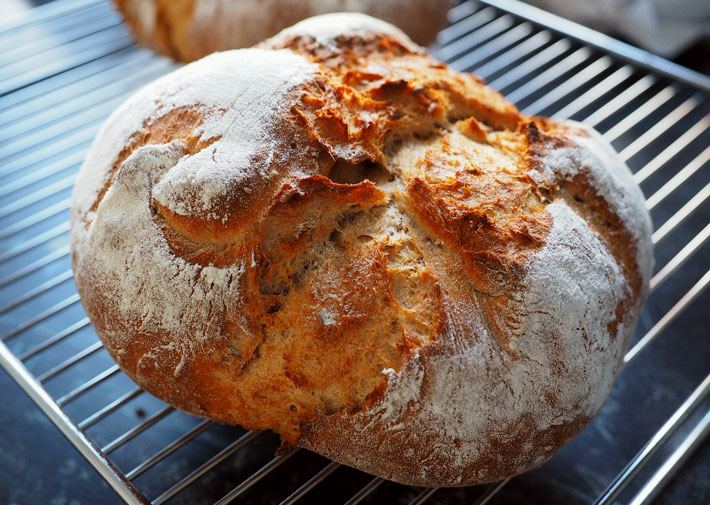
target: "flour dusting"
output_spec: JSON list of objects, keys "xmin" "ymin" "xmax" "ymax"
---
[
  {"xmin": 365, "ymin": 201, "xmax": 627, "ymax": 476},
  {"xmin": 73, "ymin": 49, "xmax": 317, "ymax": 221},
  {"xmin": 269, "ymin": 11, "xmax": 416, "ymax": 49},
  {"xmin": 77, "ymin": 143, "xmax": 245, "ymax": 359},
  {"xmin": 72, "ymin": 48, "xmax": 317, "ymax": 362},
  {"xmin": 535, "ymin": 121, "xmax": 654, "ymax": 282}
]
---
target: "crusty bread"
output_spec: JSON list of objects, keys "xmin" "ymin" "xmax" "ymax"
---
[
  {"xmin": 71, "ymin": 14, "xmax": 653, "ymax": 486},
  {"xmin": 112, "ymin": 0, "xmax": 450, "ymax": 62}
]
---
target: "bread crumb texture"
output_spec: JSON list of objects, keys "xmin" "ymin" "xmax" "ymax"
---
[{"xmin": 71, "ymin": 14, "xmax": 653, "ymax": 486}]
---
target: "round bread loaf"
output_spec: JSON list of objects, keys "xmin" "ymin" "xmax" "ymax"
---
[
  {"xmin": 71, "ymin": 14, "xmax": 653, "ymax": 486},
  {"xmin": 112, "ymin": 0, "xmax": 450, "ymax": 61}
]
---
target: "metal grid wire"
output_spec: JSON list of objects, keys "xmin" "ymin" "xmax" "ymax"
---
[{"xmin": 0, "ymin": 0, "xmax": 708, "ymax": 503}]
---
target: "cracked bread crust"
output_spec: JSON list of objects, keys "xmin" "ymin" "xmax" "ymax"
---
[
  {"xmin": 112, "ymin": 0, "xmax": 450, "ymax": 62},
  {"xmin": 71, "ymin": 14, "xmax": 652, "ymax": 487}
]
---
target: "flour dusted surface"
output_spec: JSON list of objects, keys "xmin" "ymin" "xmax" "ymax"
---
[
  {"xmin": 359, "ymin": 201, "xmax": 626, "ymax": 480},
  {"xmin": 76, "ymin": 143, "xmax": 245, "ymax": 366},
  {"xmin": 72, "ymin": 48, "xmax": 317, "ymax": 365},
  {"xmin": 535, "ymin": 120, "xmax": 654, "ymax": 281},
  {"xmin": 73, "ymin": 49, "xmax": 317, "ymax": 220},
  {"xmin": 270, "ymin": 11, "xmax": 415, "ymax": 48},
  {"xmin": 151, "ymin": 50, "xmax": 317, "ymax": 218}
]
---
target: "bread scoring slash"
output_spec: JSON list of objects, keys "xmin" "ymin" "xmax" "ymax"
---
[{"xmin": 71, "ymin": 13, "xmax": 653, "ymax": 487}]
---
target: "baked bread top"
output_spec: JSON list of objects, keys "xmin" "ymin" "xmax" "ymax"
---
[
  {"xmin": 113, "ymin": 0, "xmax": 450, "ymax": 61},
  {"xmin": 71, "ymin": 14, "xmax": 653, "ymax": 486}
]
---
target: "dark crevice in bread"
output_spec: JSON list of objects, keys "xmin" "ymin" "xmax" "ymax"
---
[{"xmin": 326, "ymin": 158, "xmax": 392, "ymax": 185}]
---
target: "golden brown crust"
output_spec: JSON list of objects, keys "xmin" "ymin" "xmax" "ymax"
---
[
  {"xmin": 112, "ymin": 0, "xmax": 194, "ymax": 59},
  {"xmin": 72, "ymin": 14, "xmax": 652, "ymax": 487},
  {"xmin": 113, "ymin": 0, "xmax": 451, "ymax": 62}
]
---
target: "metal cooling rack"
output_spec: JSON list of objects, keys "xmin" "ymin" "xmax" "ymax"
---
[{"xmin": 0, "ymin": 0, "xmax": 708, "ymax": 503}]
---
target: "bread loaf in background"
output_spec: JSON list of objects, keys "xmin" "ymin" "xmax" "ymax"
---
[
  {"xmin": 71, "ymin": 13, "xmax": 653, "ymax": 486},
  {"xmin": 112, "ymin": 0, "xmax": 451, "ymax": 61}
]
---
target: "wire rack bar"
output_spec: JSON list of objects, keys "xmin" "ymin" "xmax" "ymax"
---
[
  {"xmin": 151, "ymin": 431, "xmax": 261, "ymax": 505},
  {"xmin": 583, "ymin": 75, "xmax": 657, "ymax": 128},
  {"xmin": 603, "ymin": 85, "xmax": 677, "ymax": 143},
  {"xmin": 213, "ymin": 449, "xmax": 299, "ymax": 505},
  {"xmin": 0, "ymin": 198, "xmax": 71, "ymax": 239},
  {"xmin": 594, "ymin": 375, "xmax": 710, "ymax": 504},
  {"xmin": 652, "ymin": 183, "xmax": 710, "ymax": 245},
  {"xmin": 0, "ymin": 245, "xmax": 70, "ymax": 289},
  {"xmin": 1, "ymin": 125, "xmax": 87, "ymax": 166},
  {"xmin": 472, "ymin": 30, "xmax": 552, "ymax": 78},
  {"xmin": 1, "ymin": 294, "xmax": 80, "ymax": 342},
  {"xmin": 437, "ymin": 7, "xmax": 496, "ymax": 46},
  {"xmin": 3, "ymin": 9, "xmax": 119, "ymax": 59},
  {"xmin": 0, "ymin": 175, "xmax": 75, "ymax": 218},
  {"xmin": 342, "ymin": 477, "xmax": 385, "ymax": 505},
  {"xmin": 633, "ymin": 120, "xmax": 709, "ymax": 184},
  {"xmin": 521, "ymin": 52, "xmax": 631, "ymax": 122},
  {"xmin": 619, "ymin": 96, "xmax": 701, "ymax": 161},
  {"xmin": 494, "ymin": 43, "xmax": 585, "ymax": 93},
  {"xmin": 2, "ymin": 2, "xmax": 108, "ymax": 39},
  {"xmin": 56, "ymin": 364, "xmax": 120, "ymax": 406},
  {"xmin": 472, "ymin": 478, "xmax": 511, "ymax": 505},
  {"xmin": 407, "ymin": 487, "xmax": 438, "ymax": 505},
  {"xmin": 17, "ymin": 317, "xmax": 90, "ymax": 361},
  {"xmin": 0, "ymin": 152, "xmax": 83, "ymax": 197},
  {"xmin": 447, "ymin": 0, "xmax": 479, "ymax": 23},
  {"xmin": 523, "ymin": 56, "xmax": 613, "ymax": 115},
  {"xmin": 625, "ymin": 270, "xmax": 710, "ymax": 364},
  {"xmin": 0, "ymin": 63, "xmax": 168, "ymax": 144},
  {"xmin": 627, "ymin": 411, "xmax": 710, "ymax": 505},
  {"xmin": 0, "ymin": 0, "xmax": 102, "ymax": 35},
  {"xmin": 448, "ymin": 22, "xmax": 534, "ymax": 71},
  {"xmin": 3, "ymin": 98, "xmax": 122, "ymax": 155},
  {"xmin": 481, "ymin": 0, "xmax": 710, "ymax": 91},
  {"xmin": 124, "ymin": 419, "xmax": 212, "ymax": 480},
  {"xmin": 102, "ymin": 406, "xmax": 174, "ymax": 454},
  {"xmin": 0, "ymin": 222, "xmax": 70, "ymax": 264},
  {"xmin": 0, "ymin": 270, "xmax": 73, "ymax": 314},
  {"xmin": 0, "ymin": 47, "xmax": 143, "ymax": 113},
  {"xmin": 38, "ymin": 340, "xmax": 103, "ymax": 382},
  {"xmin": 1, "ymin": 1, "xmax": 110, "ymax": 40},
  {"xmin": 552, "ymin": 65, "xmax": 634, "ymax": 119},
  {"xmin": 650, "ymin": 224, "xmax": 710, "ymax": 292},
  {"xmin": 0, "ymin": 32, "xmax": 134, "ymax": 96},
  {"xmin": 278, "ymin": 461, "xmax": 341, "ymax": 505},
  {"xmin": 644, "ymin": 148, "xmax": 709, "ymax": 210},
  {"xmin": 3, "ymin": 12, "xmax": 120, "ymax": 65},
  {"xmin": 0, "ymin": 123, "xmax": 96, "ymax": 178},
  {"xmin": 78, "ymin": 387, "xmax": 144, "ymax": 431},
  {"xmin": 0, "ymin": 339, "xmax": 147, "ymax": 504},
  {"xmin": 438, "ymin": 15, "xmax": 516, "ymax": 62}
]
